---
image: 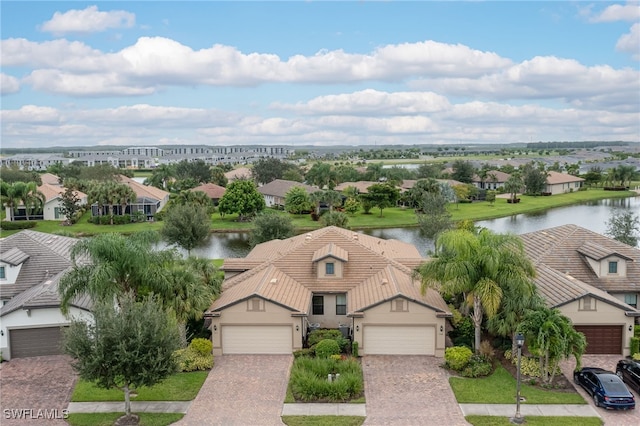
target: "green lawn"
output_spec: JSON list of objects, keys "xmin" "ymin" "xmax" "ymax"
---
[
  {"xmin": 465, "ymin": 415, "xmax": 602, "ymax": 426},
  {"xmin": 71, "ymin": 371, "xmax": 208, "ymax": 402},
  {"xmin": 450, "ymin": 365, "xmax": 586, "ymax": 404},
  {"xmin": 66, "ymin": 413, "xmax": 183, "ymax": 426},
  {"xmin": 282, "ymin": 416, "xmax": 365, "ymax": 426}
]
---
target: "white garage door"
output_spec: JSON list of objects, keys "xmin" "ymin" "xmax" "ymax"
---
[
  {"xmin": 364, "ymin": 325, "xmax": 435, "ymax": 355},
  {"xmin": 222, "ymin": 325, "xmax": 292, "ymax": 354}
]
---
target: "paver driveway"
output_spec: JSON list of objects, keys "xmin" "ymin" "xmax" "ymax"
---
[
  {"xmin": 0, "ymin": 355, "xmax": 76, "ymax": 425},
  {"xmin": 560, "ymin": 354, "xmax": 640, "ymax": 426},
  {"xmin": 362, "ymin": 355, "xmax": 469, "ymax": 426},
  {"xmin": 176, "ymin": 354, "xmax": 292, "ymax": 426}
]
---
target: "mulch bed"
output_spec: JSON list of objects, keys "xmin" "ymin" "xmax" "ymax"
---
[{"xmin": 498, "ymin": 351, "xmax": 576, "ymax": 392}]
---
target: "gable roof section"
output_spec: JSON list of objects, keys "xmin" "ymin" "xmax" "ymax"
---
[
  {"xmin": 38, "ymin": 183, "xmax": 88, "ymax": 203},
  {"xmin": 210, "ymin": 226, "xmax": 450, "ymax": 317},
  {"xmin": 577, "ymin": 241, "xmax": 633, "ymax": 261},
  {"xmin": 546, "ymin": 171, "xmax": 585, "ymax": 184},
  {"xmin": 1, "ymin": 247, "xmax": 30, "ymax": 265},
  {"xmin": 472, "ymin": 170, "xmax": 512, "ymax": 183},
  {"xmin": 224, "ymin": 167, "xmax": 252, "ymax": 181},
  {"xmin": 0, "ymin": 230, "xmax": 78, "ymax": 299},
  {"xmin": 191, "ymin": 183, "xmax": 226, "ymax": 199},
  {"xmin": 258, "ymin": 179, "xmax": 318, "ymax": 198},
  {"xmin": 334, "ymin": 181, "xmax": 379, "ymax": 193},
  {"xmin": 520, "ymin": 224, "xmax": 640, "ymax": 293},
  {"xmin": 40, "ymin": 173, "xmax": 61, "ymax": 185},
  {"xmin": 117, "ymin": 175, "xmax": 169, "ymax": 202}
]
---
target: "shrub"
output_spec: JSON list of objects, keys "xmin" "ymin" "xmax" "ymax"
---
[
  {"xmin": 635, "ymin": 325, "xmax": 640, "ymax": 338},
  {"xmin": 461, "ymin": 355, "xmax": 493, "ymax": 378},
  {"xmin": 633, "ymin": 353, "xmax": 640, "ymax": 361},
  {"xmin": 0, "ymin": 221, "xmax": 37, "ymax": 230},
  {"xmin": 308, "ymin": 329, "xmax": 348, "ymax": 352},
  {"xmin": 315, "ymin": 339, "xmax": 341, "ymax": 359},
  {"xmin": 294, "ymin": 348, "xmax": 315, "ymax": 358},
  {"xmin": 190, "ymin": 338, "xmax": 212, "ymax": 356},
  {"xmin": 444, "ymin": 346, "xmax": 473, "ymax": 371},
  {"xmin": 352, "ymin": 341, "xmax": 359, "ymax": 358},
  {"xmin": 479, "ymin": 340, "xmax": 495, "ymax": 360},
  {"xmin": 289, "ymin": 356, "xmax": 363, "ymax": 402},
  {"xmin": 173, "ymin": 347, "xmax": 213, "ymax": 372},
  {"xmin": 504, "ymin": 349, "xmax": 512, "ymax": 361}
]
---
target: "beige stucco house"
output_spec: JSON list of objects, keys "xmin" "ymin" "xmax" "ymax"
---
[
  {"xmin": 520, "ymin": 224, "xmax": 640, "ymax": 355},
  {"xmin": 544, "ymin": 171, "xmax": 585, "ymax": 195},
  {"xmin": 206, "ymin": 226, "xmax": 451, "ymax": 357},
  {"xmin": 257, "ymin": 179, "xmax": 319, "ymax": 208}
]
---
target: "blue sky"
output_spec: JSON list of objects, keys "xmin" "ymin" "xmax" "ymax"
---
[{"xmin": 1, "ymin": 1, "xmax": 639, "ymax": 149}]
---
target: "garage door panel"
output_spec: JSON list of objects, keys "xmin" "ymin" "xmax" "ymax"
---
[
  {"xmin": 222, "ymin": 325, "xmax": 292, "ymax": 354},
  {"xmin": 10, "ymin": 327, "xmax": 65, "ymax": 358},
  {"xmin": 574, "ymin": 325, "xmax": 622, "ymax": 355},
  {"xmin": 364, "ymin": 325, "xmax": 435, "ymax": 355}
]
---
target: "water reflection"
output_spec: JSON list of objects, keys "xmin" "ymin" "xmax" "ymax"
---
[{"xmin": 162, "ymin": 196, "xmax": 639, "ymax": 258}]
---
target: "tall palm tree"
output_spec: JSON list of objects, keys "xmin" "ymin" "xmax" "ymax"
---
[
  {"xmin": 416, "ymin": 228, "xmax": 537, "ymax": 352},
  {"xmin": 20, "ymin": 181, "xmax": 45, "ymax": 220},
  {"xmin": 323, "ymin": 190, "xmax": 343, "ymax": 212},
  {"xmin": 1, "ymin": 181, "xmax": 26, "ymax": 221}
]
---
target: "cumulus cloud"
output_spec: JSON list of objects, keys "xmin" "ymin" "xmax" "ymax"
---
[
  {"xmin": 588, "ymin": 1, "xmax": 640, "ymax": 22},
  {"xmin": 0, "ymin": 105, "xmax": 61, "ymax": 123},
  {"xmin": 39, "ymin": 5, "xmax": 135, "ymax": 35},
  {"xmin": 1, "ymin": 73, "xmax": 20, "ymax": 95},
  {"xmin": 616, "ymin": 23, "xmax": 640, "ymax": 60}
]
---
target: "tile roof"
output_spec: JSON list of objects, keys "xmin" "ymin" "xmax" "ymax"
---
[
  {"xmin": 38, "ymin": 183, "xmax": 87, "ymax": 203},
  {"xmin": 546, "ymin": 171, "xmax": 585, "ymax": 184},
  {"xmin": 211, "ymin": 226, "xmax": 450, "ymax": 317},
  {"xmin": 117, "ymin": 175, "xmax": 169, "ymax": 202},
  {"xmin": 224, "ymin": 167, "xmax": 252, "ymax": 181},
  {"xmin": 40, "ymin": 173, "xmax": 61, "ymax": 185},
  {"xmin": 520, "ymin": 224, "xmax": 640, "ymax": 293},
  {"xmin": 577, "ymin": 241, "xmax": 633, "ymax": 261},
  {"xmin": 0, "ymin": 247, "xmax": 30, "ymax": 265},
  {"xmin": 191, "ymin": 183, "xmax": 226, "ymax": 199},
  {"xmin": 257, "ymin": 179, "xmax": 319, "ymax": 198},
  {"xmin": 471, "ymin": 170, "xmax": 512, "ymax": 183},
  {"xmin": 334, "ymin": 181, "xmax": 379, "ymax": 193},
  {"xmin": 312, "ymin": 243, "xmax": 349, "ymax": 262}
]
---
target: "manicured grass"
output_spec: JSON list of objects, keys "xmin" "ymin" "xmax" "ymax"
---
[
  {"xmin": 66, "ymin": 413, "xmax": 183, "ymax": 426},
  {"xmin": 71, "ymin": 371, "xmax": 209, "ymax": 402},
  {"xmin": 450, "ymin": 365, "xmax": 586, "ymax": 404},
  {"xmin": 282, "ymin": 416, "xmax": 366, "ymax": 426},
  {"xmin": 465, "ymin": 415, "xmax": 602, "ymax": 426}
]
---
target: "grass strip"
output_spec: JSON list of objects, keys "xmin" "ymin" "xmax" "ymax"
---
[
  {"xmin": 66, "ymin": 413, "xmax": 183, "ymax": 426},
  {"xmin": 282, "ymin": 416, "xmax": 366, "ymax": 426},
  {"xmin": 466, "ymin": 415, "xmax": 602, "ymax": 426}
]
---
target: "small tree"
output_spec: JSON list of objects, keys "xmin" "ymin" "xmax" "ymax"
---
[
  {"xmin": 416, "ymin": 192, "xmax": 452, "ymax": 239},
  {"xmin": 320, "ymin": 211, "xmax": 349, "ymax": 228},
  {"xmin": 285, "ymin": 186, "xmax": 312, "ymax": 214},
  {"xmin": 59, "ymin": 187, "xmax": 81, "ymax": 224},
  {"xmin": 249, "ymin": 212, "xmax": 295, "ymax": 247},
  {"xmin": 64, "ymin": 294, "xmax": 179, "ymax": 423},
  {"xmin": 218, "ymin": 180, "xmax": 265, "ymax": 221},
  {"xmin": 606, "ymin": 210, "xmax": 640, "ymax": 247},
  {"xmin": 161, "ymin": 203, "xmax": 211, "ymax": 255},
  {"xmin": 343, "ymin": 197, "xmax": 360, "ymax": 216},
  {"xmin": 504, "ymin": 174, "xmax": 524, "ymax": 203},
  {"xmin": 485, "ymin": 190, "xmax": 496, "ymax": 206},
  {"xmin": 365, "ymin": 183, "xmax": 400, "ymax": 217}
]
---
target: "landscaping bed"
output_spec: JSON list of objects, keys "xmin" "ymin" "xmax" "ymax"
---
[{"xmin": 288, "ymin": 356, "xmax": 364, "ymax": 403}]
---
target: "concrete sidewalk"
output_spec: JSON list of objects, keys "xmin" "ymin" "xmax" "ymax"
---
[
  {"xmin": 282, "ymin": 403, "xmax": 366, "ymax": 416},
  {"xmin": 459, "ymin": 403, "xmax": 601, "ymax": 417},
  {"xmin": 67, "ymin": 401, "xmax": 191, "ymax": 414}
]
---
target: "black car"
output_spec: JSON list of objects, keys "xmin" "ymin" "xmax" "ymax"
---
[
  {"xmin": 573, "ymin": 367, "xmax": 635, "ymax": 410},
  {"xmin": 616, "ymin": 359, "xmax": 640, "ymax": 393}
]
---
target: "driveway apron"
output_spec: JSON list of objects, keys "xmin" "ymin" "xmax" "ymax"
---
[
  {"xmin": 177, "ymin": 354, "xmax": 292, "ymax": 426},
  {"xmin": 362, "ymin": 355, "xmax": 469, "ymax": 426},
  {"xmin": 0, "ymin": 355, "xmax": 77, "ymax": 425}
]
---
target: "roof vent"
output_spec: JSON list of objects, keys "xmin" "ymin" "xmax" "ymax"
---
[
  {"xmin": 305, "ymin": 233, "xmax": 312, "ymax": 241},
  {"xmin": 270, "ymin": 278, "xmax": 278, "ymax": 285},
  {"xmin": 353, "ymin": 233, "xmax": 358, "ymax": 240},
  {"xmin": 381, "ymin": 279, "xmax": 388, "ymax": 285}
]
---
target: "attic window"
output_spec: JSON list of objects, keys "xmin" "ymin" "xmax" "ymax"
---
[
  {"xmin": 0, "ymin": 266, "xmax": 5, "ymax": 280},
  {"xmin": 608, "ymin": 261, "xmax": 618, "ymax": 274},
  {"xmin": 325, "ymin": 263, "xmax": 335, "ymax": 275},
  {"xmin": 580, "ymin": 296, "xmax": 596, "ymax": 312},
  {"xmin": 247, "ymin": 299, "xmax": 264, "ymax": 312},
  {"xmin": 391, "ymin": 299, "xmax": 408, "ymax": 312}
]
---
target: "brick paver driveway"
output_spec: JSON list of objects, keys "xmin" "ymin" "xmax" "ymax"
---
[
  {"xmin": 177, "ymin": 354, "xmax": 292, "ymax": 426},
  {"xmin": 362, "ymin": 355, "xmax": 469, "ymax": 426},
  {"xmin": 0, "ymin": 355, "xmax": 76, "ymax": 425},
  {"xmin": 560, "ymin": 354, "xmax": 640, "ymax": 426}
]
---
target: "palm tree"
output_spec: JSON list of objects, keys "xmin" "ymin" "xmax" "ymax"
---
[
  {"xmin": 310, "ymin": 190, "xmax": 325, "ymax": 216},
  {"xmin": 58, "ymin": 231, "xmax": 176, "ymax": 314},
  {"xmin": 504, "ymin": 174, "xmax": 524, "ymax": 203},
  {"xmin": 416, "ymin": 228, "xmax": 537, "ymax": 353},
  {"xmin": 1, "ymin": 181, "xmax": 26, "ymax": 221},
  {"xmin": 323, "ymin": 190, "xmax": 343, "ymax": 212},
  {"xmin": 20, "ymin": 182, "xmax": 45, "ymax": 220}
]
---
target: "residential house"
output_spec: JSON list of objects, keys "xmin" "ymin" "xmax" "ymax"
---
[
  {"xmin": 206, "ymin": 226, "xmax": 452, "ymax": 356},
  {"xmin": 257, "ymin": 179, "xmax": 319, "ymax": 208},
  {"xmin": 90, "ymin": 175, "xmax": 170, "ymax": 220},
  {"xmin": 224, "ymin": 167, "xmax": 252, "ymax": 182},
  {"xmin": 520, "ymin": 224, "xmax": 640, "ymax": 355},
  {"xmin": 334, "ymin": 181, "xmax": 380, "ymax": 194},
  {"xmin": 471, "ymin": 170, "xmax": 511, "ymax": 190},
  {"xmin": 191, "ymin": 183, "xmax": 226, "ymax": 205},
  {"xmin": 544, "ymin": 171, "xmax": 585, "ymax": 195},
  {"xmin": 0, "ymin": 231, "xmax": 92, "ymax": 360}
]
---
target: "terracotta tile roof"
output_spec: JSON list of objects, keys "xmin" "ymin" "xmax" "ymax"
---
[
  {"xmin": 334, "ymin": 181, "xmax": 379, "ymax": 193},
  {"xmin": 224, "ymin": 167, "xmax": 252, "ymax": 181},
  {"xmin": 257, "ymin": 179, "xmax": 319, "ymax": 198},
  {"xmin": 191, "ymin": 183, "xmax": 226, "ymax": 199},
  {"xmin": 545, "ymin": 171, "xmax": 585, "ymax": 184},
  {"xmin": 520, "ymin": 224, "xmax": 640, "ymax": 293},
  {"xmin": 40, "ymin": 173, "xmax": 61, "ymax": 185},
  {"xmin": 471, "ymin": 170, "xmax": 512, "ymax": 183},
  {"xmin": 210, "ymin": 226, "xmax": 450, "ymax": 316},
  {"xmin": 117, "ymin": 175, "xmax": 169, "ymax": 202},
  {"xmin": 400, "ymin": 179, "xmax": 465, "ymax": 190},
  {"xmin": 0, "ymin": 247, "xmax": 30, "ymax": 265},
  {"xmin": 577, "ymin": 241, "xmax": 633, "ymax": 261},
  {"xmin": 38, "ymin": 183, "xmax": 87, "ymax": 203},
  {"xmin": 312, "ymin": 243, "xmax": 349, "ymax": 262}
]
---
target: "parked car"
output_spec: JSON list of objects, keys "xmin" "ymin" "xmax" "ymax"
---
[
  {"xmin": 573, "ymin": 367, "xmax": 635, "ymax": 410},
  {"xmin": 616, "ymin": 359, "xmax": 640, "ymax": 393}
]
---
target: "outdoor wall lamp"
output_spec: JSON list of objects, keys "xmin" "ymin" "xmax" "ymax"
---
[
  {"xmin": 630, "ymin": 325, "xmax": 634, "ymax": 332},
  {"xmin": 355, "ymin": 325, "xmax": 359, "ymax": 332},
  {"xmin": 296, "ymin": 325, "xmax": 299, "ymax": 332},
  {"xmin": 440, "ymin": 325, "xmax": 444, "ymax": 333},
  {"xmin": 213, "ymin": 325, "xmax": 217, "ymax": 331},
  {"xmin": 0, "ymin": 330, "xmax": 3, "ymax": 336}
]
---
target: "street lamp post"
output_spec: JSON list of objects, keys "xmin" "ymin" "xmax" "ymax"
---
[{"xmin": 511, "ymin": 333, "xmax": 525, "ymax": 424}]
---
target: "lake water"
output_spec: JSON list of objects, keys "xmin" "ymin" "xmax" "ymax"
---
[{"xmin": 164, "ymin": 196, "xmax": 639, "ymax": 258}]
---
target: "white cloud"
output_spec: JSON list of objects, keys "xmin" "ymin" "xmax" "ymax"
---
[
  {"xmin": 589, "ymin": 1, "xmax": 640, "ymax": 22},
  {"xmin": 0, "ymin": 105, "xmax": 61, "ymax": 123},
  {"xmin": 39, "ymin": 5, "xmax": 135, "ymax": 35},
  {"xmin": 616, "ymin": 23, "xmax": 640, "ymax": 60},
  {"xmin": 1, "ymin": 73, "xmax": 20, "ymax": 95}
]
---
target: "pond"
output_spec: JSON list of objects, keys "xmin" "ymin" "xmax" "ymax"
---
[{"xmin": 164, "ymin": 196, "xmax": 640, "ymax": 259}]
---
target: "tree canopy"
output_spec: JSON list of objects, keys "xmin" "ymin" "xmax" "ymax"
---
[
  {"xmin": 249, "ymin": 212, "xmax": 296, "ymax": 247},
  {"xmin": 161, "ymin": 202, "xmax": 211, "ymax": 254},
  {"xmin": 606, "ymin": 210, "xmax": 640, "ymax": 247},
  {"xmin": 217, "ymin": 179, "xmax": 265, "ymax": 220}
]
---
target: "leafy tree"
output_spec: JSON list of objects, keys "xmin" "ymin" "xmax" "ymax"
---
[
  {"xmin": 334, "ymin": 164, "xmax": 362, "ymax": 183},
  {"xmin": 285, "ymin": 186, "xmax": 313, "ymax": 214},
  {"xmin": 209, "ymin": 166, "xmax": 228, "ymax": 187},
  {"xmin": 64, "ymin": 294, "xmax": 179, "ymax": 421},
  {"xmin": 416, "ymin": 163, "xmax": 442, "ymax": 179},
  {"xmin": 161, "ymin": 203, "xmax": 211, "ymax": 255},
  {"xmin": 252, "ymin": 158, "xmax": 294, "ymax": 184},
  {"xmin": 305, "ymin": 162, "xmax": 337, "ymax": 189},
  {"xmin": 323, "ymin": 190, "xmax": 343, "ymax": 212},
  {"xmin": 0, "ymin": 181, "xmax": 23, "ymax": 221},
  {"xmin": 364, "ymin": 183, "xmax": 400, "ymax": 217},
  {"xmin": 172, "ymin": 190, "xmax": 212, "ymax": 208},
  {"xmin": 146, "ymin": 164, "xmax": 175, "ymax": 190},
  {"xmin": 485, "ymin": 190, "xmax": 496, "ymax": 206},
  {"xmin": 218, "ymin": 179, "xmax": 265, "ymax": 221},
  {"xmin": 15, "ymin": 181, "xmax": 45, "ymax": 220},
  {"xmin": 605, "ymin": 210, "xmax": 640, "ymax": 247},
  {"xmin": 451, "ymin": 160, "xmax": 475, "ymax": 183},
  {"xmin": 343, "ymin": 197, "xmax": 360, "ymax": 216},
  {"xmin": 451, "ymin": 184, "xmax": 470, "ymax": 209},
  {"xmin": 175, "ymin": 160, "xmax": 211, "ymax": 184},
  {"xmin": 417, "ymin": 229, "xmax": 536, "ymax": 352},
  {"xmin": 504, "ymin": 174, "xmax": 524, "ymax": 202},
  {"xmin": 320, "ymin": 211, "xmax": 349, "ymax": 228},
  {"xmin": 0, "ymin": 167, "xmax": 41, "ymax": 184},
  {"xmin": 522, "ymin": 163, "xmax": 548, "ymax": 195},
  {"xmin": 364, "ymin": 162, "xmax": 384, "ymax": 182},
  {"xmin": 415, "ymin": 192, "xmax": 452, "ymax": 239},
  {"xmin": 249, "ymin": 212, "xmax": 295, "ymax": 247},
  {"xmin": 77, "ymin": 164, "xmax": 121, "ymax": 182},
  {"xmin": 548, "ymin": 161, "xmax": 563, "ymax": 172},
  {"xmin": 519, "ymin": 307, "xmax": 586, "ymax": 385},
  {"xmin": 405, "ymin": 178, "xmax": 440, "ymax": 208},
  {"xmin": 583, "ymin": 167, "xmax": 603, "ymax": 187},
  {"xmin": 282, "ymin": 168, "xmax": 304, "ymax": 183},
  {"xmin": 59, "ymin": 186, "xmax": 81, "ymax": 224}
]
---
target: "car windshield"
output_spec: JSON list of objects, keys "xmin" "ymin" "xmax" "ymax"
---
[{"xmin": 600, "ymin": 375, "xmax": 630, "ymax": 394}]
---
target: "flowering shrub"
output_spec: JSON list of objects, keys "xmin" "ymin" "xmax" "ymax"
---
[{"xmin": 445, "ymin": 346, "xmax": 473, "ymax": 371}]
